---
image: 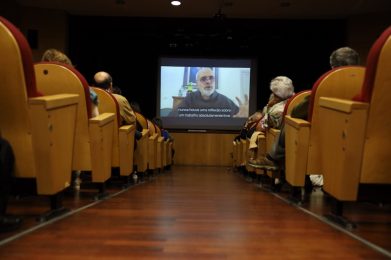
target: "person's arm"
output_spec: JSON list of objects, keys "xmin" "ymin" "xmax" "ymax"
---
[
  {"xmin": 91, "ymin": 104, "xmax": 99, "ymax": 118},
  {"xmin": 89, "ymin": 87, "xmax": 100, "ymax": 117}
]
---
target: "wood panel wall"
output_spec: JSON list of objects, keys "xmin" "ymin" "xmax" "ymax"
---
[{"xmin": 171, "ymin": 132, "xmax": 236, "ymax": 166}]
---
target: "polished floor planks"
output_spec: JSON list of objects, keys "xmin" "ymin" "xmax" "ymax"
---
[{"xmin": 0, "ymin": 166, "xmax": 390, "ymax": 259}]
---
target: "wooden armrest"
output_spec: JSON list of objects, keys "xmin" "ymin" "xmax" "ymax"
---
[
  {"xmin": 29, "ymin": 94, "xmax": 79, "ymax": 110},
  {"xmin": 268, "ymin": 128, "xmax": 280, "ymax": 135},
  {"xmin": 149, "ymin": 133, "xmax": 158, "ymax": 141},
  {"xmin": 89, "ymin": 112, "xmax": 115, "ymax": 126},
  {"xmin": 285, "ymin": 115, "xmax": 311, "ymax": 129},
  {"xmin": 141, "ymin": 129, "xmax": 149, "ymax": 137},
  {"xmin": 319, "ymin": 97, "xmax": 369, "ymax": 114},
  {"xmin": 119, "ymin": 124, "xmax": 135, "ymax": 134}
]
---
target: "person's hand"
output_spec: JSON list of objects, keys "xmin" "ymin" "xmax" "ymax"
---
[{"xmin": 233, "ymin": 94, "xmax": 249, "ymax": 118}]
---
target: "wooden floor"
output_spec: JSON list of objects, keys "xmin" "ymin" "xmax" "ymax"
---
[{"xmin": 0, "ymin": 166, "xmax": 390, "ymax": 259}]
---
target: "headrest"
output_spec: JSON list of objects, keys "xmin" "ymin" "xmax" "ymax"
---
[
  {"xmin": 107, "ymin": 92, "xmax": 122, "ymax": 127},
  {"xmin": 38, "ymin": 61, "xmax": 93, "ymax": 119},
  {"xmin": 0, "ymin": 16, "xmax": 40, "ymax": 97},
  {"xmin": 135, "ymin": 112, "xmax": 148, "ymax": 129},
  {"xmin": 354, "ymin": 26, "xmax": 391, "ymax": 102},
  {"xmin": 283, "ymin": 90, "xmax": 311, "ymax": 117}
]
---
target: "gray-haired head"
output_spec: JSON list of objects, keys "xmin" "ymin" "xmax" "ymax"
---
[
  {"xmin": 270, "ymin": 76, "xmax": 294, "ymax": 100},
  {"xmin": 329, "ymin": 47, "xmax": 360, "ymax": 68}
]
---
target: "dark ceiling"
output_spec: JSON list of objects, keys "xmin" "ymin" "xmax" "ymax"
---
[{"xmin": 15, "ymin": 0, "xmax": 391, "ymax": 19}]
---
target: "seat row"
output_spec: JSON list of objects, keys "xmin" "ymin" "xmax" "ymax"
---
[
  {"xmin": 0, "ymin": 16, "xmax": 172, "ymax": 222},
  {"xmin": 233, "ymin": 25, "xmax": 391, "ymax": 227}
]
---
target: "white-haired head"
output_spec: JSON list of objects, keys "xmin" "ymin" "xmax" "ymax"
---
[{"xmin": 270, "ymin": 76, "xmax": 294, "ymax": 100}]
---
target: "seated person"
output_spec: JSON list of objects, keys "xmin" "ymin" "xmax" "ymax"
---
[
  {"xmin": 111, "ymin": 85, "xmax": 122, "ymax": 95},
  {"xmin": 152, "ymin": 117, "xmax": 175, "ymax": 160},
  {"xmin": 129, "ymin": 101, "xmax": 146, "ymax": 137},
  {"xmin": 41, "ymin": 48, "xmax": 99, "ymax": 117},
  {"xmin": 253, "ymin": 47, "xmax": 360, "ymax": 187},
  {"xmin": 234, "ymin": 110, "xmax": 263, "ymax": 142},
  {"xmin": 93, "ymin": 71, "xmax": 142, "ymax": 141},
  {"xmin": 248, "ymin": 76, "xmax": 295, "ymax": 160},
  {"xmin": 170, "ymin": 67, "xmax": 249, "ymax": 117},
  {"xmin": 152, "ymin": 117, "xmax": 173, "ymax": 142}
]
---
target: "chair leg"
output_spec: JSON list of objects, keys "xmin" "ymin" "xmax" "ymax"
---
[
  {"xmin": 288, "ymin": 186, "xmax": 303, "ymax": 205},
  {"xmin": 94, "ymin": 182, "xmax": 109, "ymax": 201},
  {"xmin": 36, "ymin": 192, "xmax": 70, "ymax": 222},
  {"xmin": 324, "ymin": 199, "xmax": 356, "ymax": 230},
  {"xmin": 121, "ymin": 175, "xmax": 133, "ymax": 189}
]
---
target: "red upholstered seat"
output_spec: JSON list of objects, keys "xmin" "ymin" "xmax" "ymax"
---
[
  {"xmin": 283, "ymin": 90, "xmax": 312, "ymax": 119},
  {"xmin": 0, "ymin": 16, "xmax": 40, "ymax": 98},
  {"xmin": 307, "ymin": 66, "xmax": 363, "ymax": 122},
  {"xmin": 284, "ymin": 66, "xmax": 365, "ymax": 189},
  {"xmin": 320, "ymin": 26, "xmax": 391, "ymax": 201},
  {"xmin": 91, "ymin": 87, "xmax": 136, "ymax": 178},
  {"xmin": 354, "ymin": 26, "xmax": 391, "ymax": 102},
  {"xmin": 318, "ymin": 26, "xmax": 391, "ymax": 226},
  {"xmin": 34, "ymin": 62, "xmax": 115, "ymax": 189},
  {"xmin": 38, "ymin": 61, "xmax": 93, "ymax": 119},
  {"xmin": 0, "ymin": 16, "xmax": 79, "ymax": 220}
]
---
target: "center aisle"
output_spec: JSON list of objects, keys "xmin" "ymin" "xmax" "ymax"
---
[{"xmin": 0, "ymin": 166, "xmax": 387, "ymax": 259}]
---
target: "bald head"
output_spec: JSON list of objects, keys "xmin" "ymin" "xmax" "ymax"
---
[{"xmin": 93, "ymin": 71, "xmax": 113, "ymax": 90}]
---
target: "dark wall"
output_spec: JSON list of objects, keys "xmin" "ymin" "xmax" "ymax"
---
[{"xmin": 69, "ymin": 16, "xmax": 346, "ymax": 119}]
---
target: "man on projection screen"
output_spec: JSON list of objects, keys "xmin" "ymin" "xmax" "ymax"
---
[{"xmin": 170, "ymin": 67, "xmax": 248, "ymax": 118}]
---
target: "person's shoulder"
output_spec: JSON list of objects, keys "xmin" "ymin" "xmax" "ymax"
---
[
  {"xmin": 113, "ymin": 93, "xmax": 127, "ymax": 101},
  {"xmin": 113, "ymin": 93, "xmax": 131, "ymax": 104}
]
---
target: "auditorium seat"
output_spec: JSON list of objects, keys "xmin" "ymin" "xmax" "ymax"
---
[
  {"xmin": 284, "ymin": 66, "xmax": 365, "ymax": 196},
  {"xmin": 232, "ymin": 141, "xmax": 238, "ymax": 167},
  {"xmin": 255, "ymin": 90, "xmax": 311, "ymax": 177},
  {"xmin": 248, "ymin": 91, "xmax": 311, "ymax": 186},
  {"xmin": 319, "ymin": 26, "xmax": 391, "ymax": 227},
  {"xmin": 34, "ymin": 62, "xmax": 115, "ymax": 199},
  {"xmin": 147, "ymin": 119, "xmax": 160, "ymax": 170},
  {"xmin": 92, "ymin": 87, "xmax": 136, "ymax": 182},
  {"xmin": 153, "ymin": 124, "xmax": 168, "ymax": 169},
  {"xmin": 231, "ymin": 133, "xmax": 247, "ymax": 169},
  {"xmin": 0, "ymin": 16, "xmax": 78, "ymax": 221},
  {"xmin": 241, "ymin": 139, "xmax": 247, "ymax": 167},
  {"xmin": 134, "ymin": 112, "xmax": 150, "ymax": 173}
]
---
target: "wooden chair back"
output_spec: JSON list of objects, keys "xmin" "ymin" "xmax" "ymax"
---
[
  {"xmin": 0, "ymin": 17, "xmax": 78, "ymax": 195},
  {"xmin": 92, "ymin": 87, "xmax": 121, "ymax": 164},
  {"xmin": 319, "ymin": 27, "xmax": 391, "ymax": 202},
  {"xmin": 0, "ymin": 16, "xmax": 38, "ymax": 178},
  {"xmin": 358, "ymin": 26, "xmax": 391, "ymax": 184},
  {"xmin": 307, "ymin": 66, "xmax": 365, "ymax": 174},
  {"xmin": 92, "ymin": 87, "xmax": 135, "ymax": 176},
  {"xmin": 35, "ymin": 62, "xmax": 93, "ymax": 170},
  {"xmin": 135, "ymin": 112, "xmax": 148, "ymax": 130}
]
